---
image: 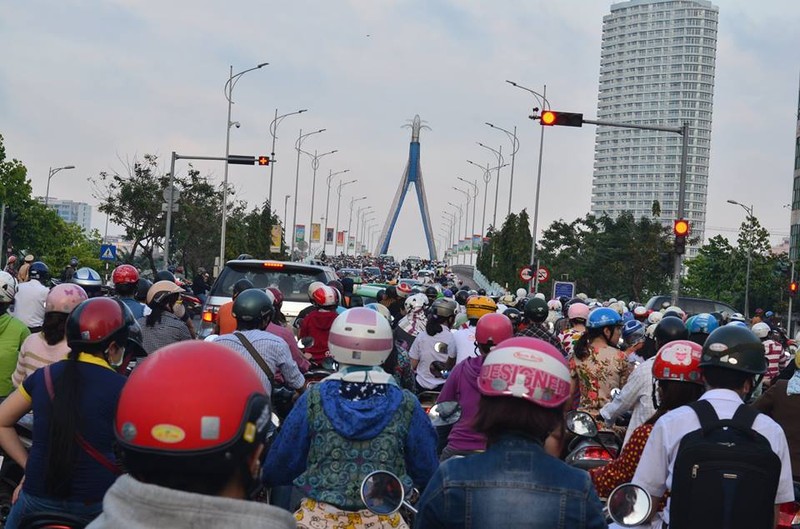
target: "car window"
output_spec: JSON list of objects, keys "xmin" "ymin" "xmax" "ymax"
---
[{"xmin": 211, "ymin": 264, "xmax": 329, "ymax": 303}]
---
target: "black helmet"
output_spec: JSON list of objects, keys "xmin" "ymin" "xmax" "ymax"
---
[
  {"xmin": 455, "ymin": 290, "xmax": 470, "ymax": 306},
  {"xmin": 425, "ymin": 286, "xmax": 439, "ymax": 302},
  {"xmin": 155, "ymin": 270, "xmax": 176, "ymax": 283},
  {"xmin": 232, "ymin": 289, "xmax": 273, "ymax": 324},
  {"xmin": 477, "ymin": 288, "xmax": 487, "ymax": 296},
  {"xmin": 523, "ymin": 297, "xmax": 549, "ymax": 323},
  {"xmin": 429, "ymin": 298, "xmax": 457, "ymax": 318},
  {"xmin": 69, "ymin": 256, "xmax": 79, "ymax": 267},
  {"xmin": 29, "ymin": 261, "xmax": 50, "ymax": 283},
  {"xmin": 135, "ymin": 279, "xmax": 152, "ymax": 303},
  {"xmin": 654, "ymin": 317, "xmax": 689, "ymax": 347},
  {"xmin": 121, "ymin": 304, "xmax": 146, "ymax": 359},
  {"xmin": 700, "ymin": 325, "xmax": 766, "ymax": 374},
  {"xmin": 232, "ymin": 278, "xmax": 254, "ymax": 299},
  {"xmin": 503, "ymin": 307, "xmax": 523, "ymax": 327}
]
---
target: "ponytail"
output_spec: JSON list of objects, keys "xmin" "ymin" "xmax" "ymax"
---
[
  {"xmin": 425, "ymin": 315, "xmax": 444, "ymax": 337},
  {"xmin": 45, "ymin": 348, "xmax": 82, "ymax": 497}
]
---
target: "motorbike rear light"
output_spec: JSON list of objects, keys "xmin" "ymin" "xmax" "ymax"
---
[{"xmin": 580, "ymin": 446, "xmax": 616, "ymax": 460}]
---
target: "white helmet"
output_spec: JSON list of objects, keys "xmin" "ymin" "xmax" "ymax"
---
[
  {"xmin": 307, "ymin": 281, "xmax": 325, "ymax": 299},
  {"xmin": 547, "ymin": 299, "xmax": 562, "ymax": 311},
  {"xmin": 0, "ymin": 271, "xmax": 17, "ymax": 304},
  {"xmin": 405, "ymin": 293, "xmax": 428, "ymax": 313},
  {"xmin": 515, "ymin": 288, "xmax": 527, "ymax": 299},
  {"xmin": 730, "ymin": 312, "xmax": 746, "ymax": 323},
  {"xmin": 751, "ymin": 322, "xmax": 771, "ymax": 339},
  {"xmin": 534, "ymin": 292, "xmax": 545, "ymax": 300},
  {"xmin": 329, "ymin": 307, "xmax": 393, "ymax": 366},
  {"xmin": 664, "ymin": 305, "xmax": 685, "ymax": 320},
  {"xmin": 648, "ymin": 311, "xmax": 663, "ymax": 325}
]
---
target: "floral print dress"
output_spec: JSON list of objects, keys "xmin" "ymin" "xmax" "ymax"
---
[{"xmin": 569, "ymin": 343, "xmax": 632, "ymax": 417}]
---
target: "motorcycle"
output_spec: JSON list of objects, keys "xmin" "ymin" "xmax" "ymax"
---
[
  {"xmin": 360, "ymin": 470, "xmax": 417, "ymax": 527},
  {"xmin": 0, "ymin": 414, "xmax": 34, "ymax": 526},
  {"xmin": 564, "ymin": 410, "xmax": 621, "ymax": 470},
  {"xmin": 604, "ymin": 483, "xmax": 653, "ymax": 528}
]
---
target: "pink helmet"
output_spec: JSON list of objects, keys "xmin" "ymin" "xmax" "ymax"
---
[
  {"xmin": 567, "ymin": 302, "xmax": 590, "ymax": 322},
  {"xmin": 475, "ymin": 313, "xmax": 514, "ymax": 348},
  {"xmin": 45, "ymin": 283, "xmax": 88, "ymax": 314},
  {"xmin": 478, "ymin": 337, "xmax": 571, "ymax": 408},
  {"xmin": 328, "ymin": 307, "xmax": 394, "ymax": 366}
]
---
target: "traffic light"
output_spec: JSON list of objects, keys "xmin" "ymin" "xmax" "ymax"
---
[
  {"xmin": 790, "ymin": 280, "xmax": 798, "ymax": 298},
  {"xmin": 539, "ymin": 110, "xmax": 584, "ymax": 127},
  {"xmin": 673, "ymin": 218, "xmax": 689, "ymax": 255},
  {"xmin": 257, "ymin": 156, "xmax": 270, "ymax": 166},
  {"xmin": 227, "ymin": 155, "xmax": 256, "ymax": 165}
]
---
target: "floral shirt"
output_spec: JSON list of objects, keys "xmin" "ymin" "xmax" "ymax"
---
[
  {"xmin": 590, "ymin": 423, "xmax": 653, "ymax": 498},
  {"xmin": 558, "ymin": 326, "xmax": 585, "ymax": 357},
  {"xmin": 569, "ymin": 343, "xmax": 632, "ymax": 416}
]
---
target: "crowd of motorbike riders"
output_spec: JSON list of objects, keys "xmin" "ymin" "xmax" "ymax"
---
[{"xmin": 0, "ymin": 254, "xmax": 798, "ymax": 528}]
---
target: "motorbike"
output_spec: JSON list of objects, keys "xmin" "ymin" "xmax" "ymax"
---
[
  {"xmin": 0, "ymin": 414, "xmax": 34, "ymax": 526},
  {"xmin": 776, "ymin": 481, "xmax": 800, "ymax": 529},
  {"xmin": 360, "ymin": 470, "xmax": 418, "ymax": 527},
  {"xmin": 604, "ymin": 483, "xmax": 653, "ymax": 528},
  {"xmin": 564, "ymin": 410, "xmax": 621, "ymax": 470}
]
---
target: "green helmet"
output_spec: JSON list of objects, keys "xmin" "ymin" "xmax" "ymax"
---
[
  {"xmin": 523, "ymin": 297, "xmax": 549, "ymax": 323},
  {"xmin": 699, "ymin": 325, "xmax": 766, "ymax": 375},
  {"xmin": 232, "ymin": 289, "xmax": 273, "ymax": 324}
]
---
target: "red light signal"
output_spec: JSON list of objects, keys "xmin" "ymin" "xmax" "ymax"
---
[
  {"xmin": 790, "ymin": 280, "xmax": 798, "ymax": 297},
  {"xmin": 541, "ymin": 111, "xmax": 557, "ymax": 125},
  {"xmin": 258, "ymin": 156, "xmax": 270, "ymax": 166},
  {"xmin": 673, "ymin": 219, "xmax": 690, "ymax": 237},
  {"xmin": 538, "ymin": 110, "xmax": 583, "ymax": 127}
]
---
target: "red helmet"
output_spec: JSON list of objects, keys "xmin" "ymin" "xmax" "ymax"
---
[
  {"xmin": 397, "ymin": 282, "xmax": 413, "ymax": 298},
  {"xmin": 311, "ymin": 285, "xmax": 339, "ymax": 307},
  {"xmin": 266, "ymin": 287, "xmax": 284, "ymax": 310},
  {"xmin": 115, "ymin": 342, "xmax": 269, "ymax": 453},
  {"xmin": 66, "ymin": 298, "xmax": 129, "ymax": 349},
  {"xmin": 475, "ymin": 313, "xmax": 514, "ymax": 348},
  {"xmin": 652, "ymin": 340, "xmax": 704, "ymax": 385},
  {"xmin": 112, "ymin": 264, "xmax": 139, "ymax": 285}
]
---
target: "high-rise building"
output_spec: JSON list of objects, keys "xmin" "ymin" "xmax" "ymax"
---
[
  {"xmin": 592, "ymin": 0, "xmax": 719, "ymax": 254},
  {"xmin": 40, "ymin": 198, "xmax": 93, "ymax": 232},
  {"xmin": 790, "ymin": 80, "xmax": 800, "ymax": 262}
]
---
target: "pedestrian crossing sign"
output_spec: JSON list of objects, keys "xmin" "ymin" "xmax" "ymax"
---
[{"xmin": 100, "ymin": 244, "xmax": 117, "ymax": 261}]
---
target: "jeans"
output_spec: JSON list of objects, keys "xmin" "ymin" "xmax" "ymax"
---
[{"xmin": 5, "ymin": 490, "xmax": 102, "ymax": 529}]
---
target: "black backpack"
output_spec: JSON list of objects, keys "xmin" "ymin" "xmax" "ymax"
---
[{"xmin": 669, "ymin": 400, "xmax": 781, "ymax": 529}]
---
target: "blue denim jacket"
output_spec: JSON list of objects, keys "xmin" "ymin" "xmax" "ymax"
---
[{"xmin": 415, "ymin": 434, "xmax": 607, "ymax": 529}]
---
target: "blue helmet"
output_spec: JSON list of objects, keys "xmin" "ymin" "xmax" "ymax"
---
[
  {"xmin": 622, "ymin": 319, "xmax": 646, "ymax": 346},
  {"xmin": 726, "ymin": 320, "xmax": 748, "ymax": 328},
  {"xmin": 622, "ymin": 311, "xmax": 634, "ymax": 323},
  {"xmin": 587, "ymin": 307, "xmax": 623, "ymax": 329},
  {"xmin": 765, "ymin": 310, "xmax": 774, "ymax": 318},
  {"xmin": 686, "ymin": 313, "xmax": 719, "ymax": 335}
]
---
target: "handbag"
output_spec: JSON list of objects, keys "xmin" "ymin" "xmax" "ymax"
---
[{"xmin": 233, "ymin": 332, "xmax": 296, "ymax": 417}]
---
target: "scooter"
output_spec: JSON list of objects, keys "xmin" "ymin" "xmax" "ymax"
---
[
  {"xmin": 0, "ymin": 414, "xmax": 34, "ymax": 526},
  {"xmin": 564, "ymin": 410, "xmax": 621, "ymax": 470},
  {"xmin": 361, "ymin": 470, "xmax": 418, "ymax": 527},
  {"xmin": 604, "ymin": 483, "xmax": 653, "ymax": 528}
]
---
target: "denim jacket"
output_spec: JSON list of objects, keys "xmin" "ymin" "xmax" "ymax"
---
[{"xmin": 415, "ymin": 433, "xmax": 607, "ymax": 529}]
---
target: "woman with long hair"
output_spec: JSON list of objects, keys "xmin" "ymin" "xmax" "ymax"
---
[
  {"xmin": 137, "ymin": 280, "xmax": 191, "ymax": 354},
  {"xmin": 409, "ymin": 299, "xmax": 458, "ymax": 393},
  {"xmin": 0, "ymin": 298, "xmax": 131, "ymax": 527}
]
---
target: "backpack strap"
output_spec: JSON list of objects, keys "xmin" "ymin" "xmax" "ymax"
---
[
  {"xmin": 730, "ymin": 404, "xmax": 760, "ymax": 439},
  {"xmin": 688, "ymin": 400, "xmax": 719, "ymax": 435},
  {"xmin": 234, "ymin": 332, "xmax": 276, "ymax": 386}
]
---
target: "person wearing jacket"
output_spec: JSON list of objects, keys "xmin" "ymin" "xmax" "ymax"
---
[
  {"xmin": 754, "ymin": 351, "xmax": 800, "ymax": 479},
  {"xmin": 0, "ymin": 272, "xmax": 30, "ymax": 398},
  {"xmin": 87, "ymin": 341, "xmax": 296, "ymax": 529},
  {"xmin": 298, "ymin": 285, "xmax": 340, "ymax": 366},
  {"xmin": 437, "ymin": 313, "xmax": 513, "ymax": 460},
  {"xmin": 415, "ymin": 337, "xmax": 606, "ymax": 529},
  {"xmin": 263, "ymin": 307, "xmax": 438, "ymax": 529}
]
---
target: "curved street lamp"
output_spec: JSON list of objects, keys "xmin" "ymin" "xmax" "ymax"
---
[
  {"xmin": 290, "ymin": 128, "xmax": 326, "ymax": 256},
  {"xmin": 268, "ymin": 108, "xmax": 307, "ymax": 207},
  {"xmin": 727, "ymin": 199, "xmax": 755, "ymax": 318},
  {"xmin": 45, "ymin": 165, "xmax": 76, "ymax": 207},
  {"xmin": 486, "ymin": 122, "xmax": 520, "ymax": 216}
]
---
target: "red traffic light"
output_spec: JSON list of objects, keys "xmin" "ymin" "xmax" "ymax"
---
[
  {"xmin": 541, "ymin": 111, "xmax": 557, "ymax": 126},
  {"xmin": 257, "ymin": 156, "xmax": 270, "ymax": 166},
  {"xmin": 538, "ymin": 110, "xmax": 583, "ymax": 127},
  {"xmin": 791, "ymin": 281, "xmax": 798, "ymax": 297},
  {"xmin": 673, "ymin": 219, "xmax": 690, "ymax": 237}
]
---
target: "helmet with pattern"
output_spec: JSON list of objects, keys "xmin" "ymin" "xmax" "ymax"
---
[
  {"xmin": 652, "ymin": 340, "xmax": 704, "ymax": 385},
  {"xmin": 466, "ymin": 296, "xmax": 497, "ymax": 320},
  {"xmin": 328, "ymin": 307, "xmax": 394, "ymax": 366},
  {"xmin": 45, "ymin": 283, "xmax": 88, "ymax": 314}
]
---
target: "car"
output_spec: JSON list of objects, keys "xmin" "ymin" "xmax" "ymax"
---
[
  {"xmin": 363, "ymin": 266, "xmax": 382, "ymax": 281},
  {"xmin": 200, "ymin": 259, "xmax": 338, "ymax": 337},
  {"xmin": 338, "ymin": 268, "xmax": 364, "ymax": 284},
  {"xmin": 643, "ymin": 295, "xmax": 739, "ymax": 317}
]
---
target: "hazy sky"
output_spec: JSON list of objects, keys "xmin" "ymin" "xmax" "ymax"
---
[{"xmin": 2, "ymin": 0, "xmax": 798, "ymax": 261}]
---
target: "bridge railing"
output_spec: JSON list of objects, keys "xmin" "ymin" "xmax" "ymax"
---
[{"xmin": 472, "ymin": 267, "xmax": 508, "ymax": 296}]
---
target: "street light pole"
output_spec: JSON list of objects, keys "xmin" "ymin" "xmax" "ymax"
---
[
  {"xmin": 728, "ymin": 199, "xmax": 755, "ymax": 319},
  {"xmin": 487, "ymin": 123, "xmax": 519, "ymax": 216},
  {"xmin": 478, "ymin": 142, "xmax": 504, "ymax": 228},
  {"xmin": 45, "ymin": 165, "xmax": 76, "ymax": 207},
  {"xmin": 448, "ymin": 201, "xmax": 463, "ymax": 263},
  {"xmin": 268, "ymin": 108, "xmax": 307, "ymax": 208},
  {"xmin": 347, "ymin": 196, "xmax": 367, "ymax": 256},
  {"xmin": 333, "ymin": 179, "xmax": 357, "ymax": 256},
  {"xmin": 291, "ymin": 128, "xmax": 326, "ymax": 258},
  {"xmin": 324, "ymin": 169, "xmax": 350, "ymax": 253},
  {"xmin": 220, "ymin": 62, "xmax": 268, "ymax": 270},
  {"xmin": 283, "ymin": 194, "xmax": 291, "ymax": 252},
  {"xmin": 453, "ymin": 187, "xmax": 472, "ymax": 264},
  {"xmin": 299, "ymin": 148, "xmax": 337, "ymax": 251},
  {"xmin": 458, "ymin": 176, "xmax": 479, "ymax": 265},
  {"xmin": 467, "ymin": 160, "xmax": 491, "ymax": 240},
  {"xmin": 354, "ymin": 205, "xmax": 372, "ymax": 256}
]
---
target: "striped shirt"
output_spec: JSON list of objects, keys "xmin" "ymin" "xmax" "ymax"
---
[
  {"xmin": 137, "ymin": 312, "xmax": 192, "ymax": 355},
  {"xmin": 12, "ymin": 333, "xmax": 70, "ymax": 388},
  {"xmin": 764, "ymin": 339, "xmax": 784, "ymax": 385},
  {"xmin": 214, "ymin": 329, "xmax": 305, "ymax": 393}
]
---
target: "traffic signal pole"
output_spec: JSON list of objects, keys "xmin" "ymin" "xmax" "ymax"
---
[{"xmin": 788, "ymin": 260, "xmax": 795, "ymax": 335}]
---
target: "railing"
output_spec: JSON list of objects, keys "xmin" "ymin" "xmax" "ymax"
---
[{"xmin": 472, "ymin": 267, "xmax": 508, "ymax": 296}]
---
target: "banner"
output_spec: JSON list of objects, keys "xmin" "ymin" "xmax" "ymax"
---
[
  {"xmin": 295, "ymin": 225, "xmax": 305, "ymax": 243},
  {"xmin": 270, "ymin": 225, "xmax": 282, "ymax": 253},
  {"xmin": 472, "ymin": 235, "xmax": 481, "ymax": 248},
  {"xmin": 337, "ymin": 231, "xmax": 345, "ymax": 245},
  {"xmin": 311, "ymin": 223, "xmax": 321, "ymax": 243},
  {"xmin": 326, "ymin": 228, "xmax": 334, "ymax": 243},
  {"xmin": 348, "ymin": 236, "xmax": 355, "ymax": 249}
]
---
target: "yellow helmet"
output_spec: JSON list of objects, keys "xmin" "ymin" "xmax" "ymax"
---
[{"xmin": 466, "ymin": 296, "xmax": 497, "ymax": 320}]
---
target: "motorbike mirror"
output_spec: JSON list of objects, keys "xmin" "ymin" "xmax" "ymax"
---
[
  {"xmin": 360, "ymin": 470, "xmax": 405, "ymax": 516},
  {"xmin": 606, "ymin": 483, "xmax": 652, "ymax": 527},
  {"xmin": 610, "ymin": 388, "xmax": 621, "ymax": 400},
  {"xmin": 428, "ymin": 401, "xmax": 462, "ymax": 427},
  {"xmin": 204, "ymin": 334, "xmax": 219, "ymax": 342},
  {"xmin": 298, "ymin": 336, "xmax": 315, "ymax": 349},
  {"xmin": 565, "ymin": 410, "xmax": 598, "ymax": 438},
  {"xmin": 434, "ymin": 342, "xmax": 448, "ymax": 354}
]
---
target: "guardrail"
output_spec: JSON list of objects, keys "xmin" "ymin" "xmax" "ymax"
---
[{"xmin": 472, "ymin": 267, "xmax": 508, "ymax": 296}]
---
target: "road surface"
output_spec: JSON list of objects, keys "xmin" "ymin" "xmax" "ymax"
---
[{"xmin": 451, "ymin": 264, "xmax": 479, "ymax": 290}]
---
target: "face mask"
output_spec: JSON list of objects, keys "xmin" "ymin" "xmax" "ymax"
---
[
  {"xmin": 108, "ymin": 344, "xmax": 125, "ymax": 368},
  {"xmin": 173, "ymin": 302, "xmax": 185, "ymax": 319}
]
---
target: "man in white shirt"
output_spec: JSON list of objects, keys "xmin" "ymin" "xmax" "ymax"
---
[
  {"xmin": 12, "ymin": 262, "xmax": 50, "ymax": 331},
  {"xmin": 451, "ymin": 296, "xmax": 496, "ymax": 364},
  {"xmin": 632, "ymin": 325, "xmax": 794, "ymax": 528}
]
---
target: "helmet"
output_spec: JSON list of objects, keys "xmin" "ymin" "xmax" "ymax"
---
[
  {"xmin": 622, "ymin": 320, "xmax": 646, "ymax": 345},
  {"xmin": 478, "ymin": 337, "xmax": 571, "ymax": 408},
  {"xmin": 365, "ymin": 302, "xmax": 392, "ymax": 322},
  {"xmin": 523, "ymin": 297, "xmax": 549, "ymax": 323},
  {"xmin": 586, "ymin": 307, "xmax": 622, "ymax": 329},
  {"xmin": 751, "ymin": 322, "xmax": 771, "ymax": 339},
  {"xmin": 429, "ymin": 298, "xmax": 457, "ymax": 318},
  {"xmin": 633, "ymin": 306, "xmax": 649, "ymax": 320},
  {"xmin": 499, "ymin": 293, "xmax": 516, "ymax": 306},
  {"xmin": 307, "ymin": 281, "xmax": 325, "ymax": 299},
  {"xmin": 443, "ymin": 289, "xmax": 453, "ymax": 298},
  {"xmin": 622, "ymin": 311, "xmax": 634, "ymax": 323},
  {"xmin": 647, "ymin": 311, "xmax": 663, "ymax": 325},
  {"xmin": 146, "ymin": 280, "xmax": 184, "ymax": 306},
  {"xmin": 567, "ymin": 302, "xmax": 590, "ymax": 322},
  {"xmin": 29, "ymin": 262, "xmax": 50, "ymax": 283},
  {"xmin": 327, "ymin": 280, "xmax": 344, "ymax": 296},
  {"xmin": 69, "ymin": 256, "xmax": 79, "ymax": 267},
  {"xmin": 652, "ymin": 340, "xmax": 704, "ymax": 385},
  {"xmin": 475, "ymin": 313, "xmax": 514, "ymax": 348},
  {"xmin": 71, "ymin": 267, "xmax": 102, "ymax": 290},
  {"xmin": 0, "ymin": 271, "xmax": 17, "ymax": 304},
  {"xmin": 765, "ymin": 311, "xmax": 774, "ymax": 318},
  {"xmin": 454, "ymin": 290, "xmax": 470, "ymax": 306},
  {"xmin": 727, "ymin": 321, "xmax": 748, "ymax": 328},
  {"xmin": 115, "ymin": 342, "xmax": 269, "ymax": 453},
  {"xmin": 477, "ymin": 288, "xmax": 487, "ymax": 296},
  {"xmin": 547, "ymin": 299, "xmax": 562, "ymax": 312},
  {"xmin": 664, "ymin": 306, "xmax": 686, "ymax": 321},
  {"xmin": 23, "ymin": 254, "xmax": 34, "ymax": 263},
  {"xmin": 112, "ymin": 264, "xmax": 139, "ymax": 285},
  {"xmin": 266, "ymin": 287, "xmax": 284, "ymax": 311},
  {"xmin": 654, "ymin": 317, "xmax": 688, "ymax": 345},
  {"xmin": 729, "ymin": 312, "xmax": 746, "ymax": 323},
  {"xmin": 45, "ymin": 283, "xmax": 88, "ymax": 314},
  {"xmin": 424, "ymin": 286, "xmax": 439, "ymax": 303},
  {"xmin": 396, "ymin": 282, "xmax": 413, "ymax": 298},
  {"xmin": 135, "ymin": 278, "xmax": 152, "ymax": 303},
  {"xmin": 466, "ymin": 296, "xmax": 497, "ymax": 320},
  {"xmin": 328, "ymin": 307, "xmax": 393, "ymax": 366},
  {"xmin": 700, "ymin": 325, "xmax": 767, "ymax": 374},
  {"xmin": 311, "ymin": 285, "xmax": 339, "ymax": 308},
  {"xmin": 755, "ymin": 308, "xmax": 764, "ymax": 315},
  {"xmin": 686, "ymin": 313, "xmax": 719, "ymax": 336},
  {"xmin": 232, "ymin": 289, "xmax": 273, "ymax": 324},
  {"xmin": 405, "ymin": 293, "xmax": 428, "ymax": 313},
  {"xmin": 66, "ymin": 298, "xmax": 129, "ymax": 350},
  {"xmin": 503, "ymin": 307, "xmax": 523, "ymax": 327},
  {"xmin": 232, "ymin": 278, "xmax": 254, "ymax": 298},
  {"xmin": 155, "ymin": 270, "xmax": 176, "ymax": 283},
  {"xmin": 6, "ymin": 256, "xmax": 16, "ymax": 264}
]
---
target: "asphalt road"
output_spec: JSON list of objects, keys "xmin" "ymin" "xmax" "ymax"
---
[{"xmin": 451, "ymin": 264, "xmax": 480, "ymax": 290}]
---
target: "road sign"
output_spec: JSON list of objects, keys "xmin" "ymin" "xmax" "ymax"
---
[
  {"xmin": 162, "ymin": 185, "xmax": 181, "ymax": 202},
  {"xmin": 161, "ymin": 203, "xmax": 179, "ymax": 212},
  {"xmin": 553, "ymin": 281, "xmax": 576, "ymax": 300},
  {"xmin": 100, "ymin": 244, "xmax": 117, "ymax": 261},
  {"xmin": 537, "ymin": 267, "xmax": 550, "ymax": 283},
  {"xmin": 519, "ymin": 267, "xmax": 533, "ymax": 281}
]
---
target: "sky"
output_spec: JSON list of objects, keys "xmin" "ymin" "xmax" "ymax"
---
[{"xmin": 1, "ymin": 0, "xmax": 799, "ymax": 262}]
